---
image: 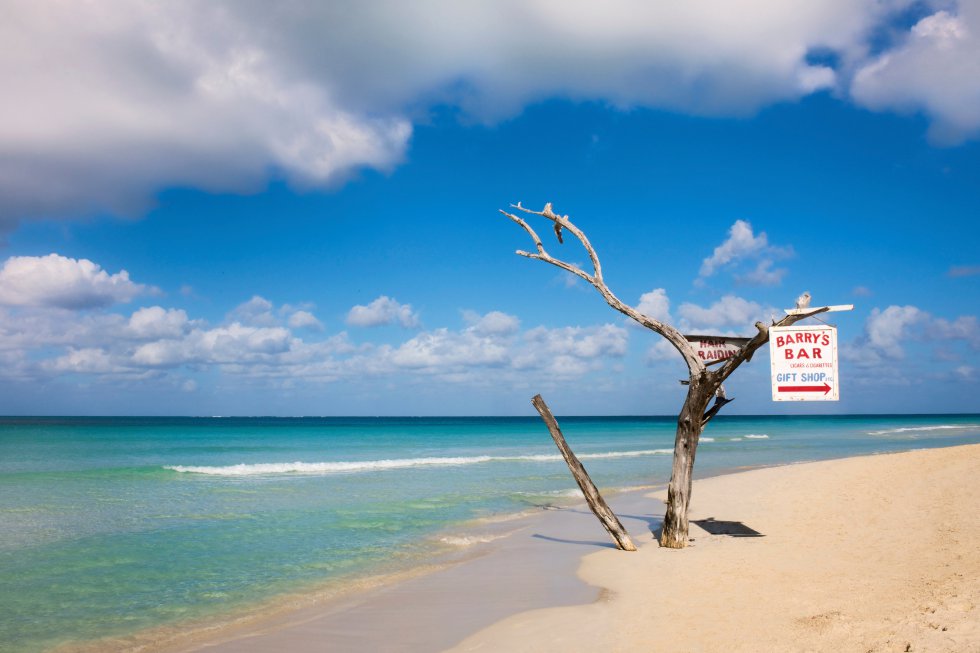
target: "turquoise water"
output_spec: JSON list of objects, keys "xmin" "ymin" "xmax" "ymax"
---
[{"xmin": 1, "ymin": 414, "xmax": 978, "ymax": 652}]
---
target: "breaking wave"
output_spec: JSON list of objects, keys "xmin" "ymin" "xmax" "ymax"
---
[
  {"xmin": 165, "ymin": 449, "xmax": 674, "ymax": 477},
  {"xmin": 744, "ymin": 434, "xmax": 770, "ymax": 439},
  {"xmin": 867, "ymin": 424, "xmax": 979, "ymax": 436}
]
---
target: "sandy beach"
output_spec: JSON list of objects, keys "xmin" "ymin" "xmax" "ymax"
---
[
  {"xmin": 452, "ymin": 444, "xmax": 980, "ymax": 653},
  {"xmin": 171, "ymin": 443, "xmax": 980, "ymax": 653}
]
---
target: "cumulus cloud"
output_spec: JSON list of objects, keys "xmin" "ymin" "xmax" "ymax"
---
[
  {"xmin": 46, "ymin": 348, "xmax": 124, "ymax": 375},
  {"xmin": 132, "ymin": 323, "xmax": 293, "ymax": 367},
  {"xmin": 347, "ymin": 296, "xmax": 420, "ymax": 328},
  {"xmin": 845, "ymin": 304, "xmax": 980, "ymax": 365},
  {"xmin": 462, "ymin": 310, "xmax": 522, "ymax": 336},
  {"xmin": 852, "ymin": 7, "xmax": 980, "ymax": 145},
  {"xmin": 228, "ymin": 296, "xmax": 278, "ymax": 327},
  {"xmin": 0, "ymin": 1, "xmax": 410, "ymax": 229},
  {"xmin": 385, "ymin": 319, "xmax": 627, "ymax": 379},
  {"xmin": 2, "ymin": 0, "xmax": 961, "ymax": 228},
  {"xmin": 698, "ymin": 220, "xmax": 792, "ymax": 284},
  {"xmin": 128, "ymin": 306, "xmax": 190, "ymax": 339},
  {"xmin": 636, "ymin": 288, "xmax": 672, "ymax": 323},
  {"xmin": 0, "ymin": 254, "xmax": 145, "ymax": 309},
  {"xmin": 0, "ymin": 296, "xmax": 635, "ymax": 389},
  {"xmin": 864, "ymin": 305, "xmax": 929, "ymax": 357},
  {"xmin": 678, "ymin": 295, "xmax": 775, "ymax": 331},
  {"xmin": 287, "ymin": 310, "xmax": 323, "ymax": 331}
]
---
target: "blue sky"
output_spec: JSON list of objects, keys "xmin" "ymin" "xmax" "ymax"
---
[{"xmin": 1, "ymin": 1, "xmax": 978, "ymax": 415}]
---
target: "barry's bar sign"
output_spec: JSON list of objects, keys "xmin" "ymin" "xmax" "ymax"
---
[{"xmin": 684, "ymin": 334, "xmax": 751, "ymax": 364}]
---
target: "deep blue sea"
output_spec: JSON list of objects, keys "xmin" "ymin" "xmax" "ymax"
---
[{"xmin": 1, "ymin": 414, "xmax": 978, "ymax": 652}]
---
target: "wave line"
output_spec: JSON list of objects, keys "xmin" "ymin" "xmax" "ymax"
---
[{"xmin": 165, "ymin": 449, "xmax": 674, "ymax": 477}]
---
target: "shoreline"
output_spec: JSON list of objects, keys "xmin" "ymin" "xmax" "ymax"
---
[
  {"xmin": 452, "ymin": 443, "xmax": 980, "ymax": 652},
  {"xmin": 52, "ymin": 443, "xmax": 980, "ymax": 653},
  {"xmin": 55, "ymin": 482, "xmax": 668, "ymax": 653}
]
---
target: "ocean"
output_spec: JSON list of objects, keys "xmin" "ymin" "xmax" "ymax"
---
[{"xmin": 1, "ymin": 414, "xmax": 978, "ymax": 652}]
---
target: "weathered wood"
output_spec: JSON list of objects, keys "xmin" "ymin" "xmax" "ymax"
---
[
  {"xmin": 532, "ymin": 394, "xmax": 636, "ymax": 552},
  {"xmin": 503, "ymin": 202, "xmax": 839, "ymax": 549}
]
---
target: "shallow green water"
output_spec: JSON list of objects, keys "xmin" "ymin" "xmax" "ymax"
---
[{"xmin": 1, "ymin": 415, "xmax": 977, "ymax": 652}]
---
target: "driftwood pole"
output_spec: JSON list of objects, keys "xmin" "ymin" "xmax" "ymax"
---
[
  {"xmin": 502, "ymin": 202, "xmax": 831, "ymax": 548},
  {"xmin": 532, "ymin": 394, "xmax": 636, "ymax": 551}
]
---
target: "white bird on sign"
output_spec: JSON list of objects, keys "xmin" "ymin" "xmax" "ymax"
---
[{"xmin": 795, "ymin": 291, "xmax": 811, "ymax": 309}]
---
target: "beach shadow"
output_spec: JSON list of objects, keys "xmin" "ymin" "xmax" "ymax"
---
[
  {"xmin": 692, "ymin": 517, "xmax": 764, "ymax": 537},
  {"xmin": 615, "ymin": 512, "xmax": 663, "ymax": 533},
  {"xmin": 532, "ymin": 534, "xmax": 619, "ymax": 549},
  {"xmin": 565, "ymin": 508, "xmax": 662, "ymax": 533}
]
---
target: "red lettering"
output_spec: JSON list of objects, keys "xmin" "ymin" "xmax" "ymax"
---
[
  {"xmin": 813, "ymin": 348, "xmax": 822, "ymax": 359},
  {"xmin": 784, "ymin": 349, "xmax": 794, "ymax": 359},
  {"xmin": 798, "ymin": 348, "xmax": 810, "ymax": 359}
]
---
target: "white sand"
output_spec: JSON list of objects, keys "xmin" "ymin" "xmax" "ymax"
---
[{"xmin": 450, "ymin": 444, "xmax": 980, "ymax": 652}]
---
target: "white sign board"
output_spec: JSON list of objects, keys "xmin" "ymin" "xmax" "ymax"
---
[
  {"xmin": 769, "ymin": 325, "xmax": 839, "ymax": 401},
  {"xmin": 685, "ymin": 335, "xmax": 750, "ymax": 364}
]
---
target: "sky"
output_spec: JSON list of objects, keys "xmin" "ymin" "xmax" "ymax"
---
[{"xmin": 0, "ymin": 0, "xmax": 978, "ymax": 416}]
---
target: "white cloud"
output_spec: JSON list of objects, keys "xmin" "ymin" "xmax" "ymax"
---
[
  {"xmin": 636, "ymin": 288, "xmax": 672, "ymax": 323},
  {"xmin": 2, "ymin": 1, "xmax": 961, "ymax": 228},
  {"xmin": 0, "ymin": 254, "xmax": 145, "ymax": 309},
  {"xmin": 389, "ymin": 329, "xmax": 511, "ymax": 369},
  {"xmin": 933, "ymin": 315, "xmax": 980, "ymax": 348},
  {"xmin": 698, "ymin": 220, "xmax": 792, "ymax": 284},
  {"xmin": 864, "ymin": 305, "xmax": 929, "ymax": 357},
  {"xmin": 523, "ymin": 324, "xmax": 629, "ymax": 360},
  {"xmin": 347, "ymin": 296, "xmax": 420, "ymax": 328},
  {"xmin": 462, "ymin": 310, "xmax": 521, "ymax": 336},
  {"xmin": 46, "ymin": 348, "xmax": 124, "ymax": 375},
  {"xmin": 852, "ymin": 8, "xmax": 980, "ymax": 145},
  {"xmin": 678, "ymin": 295, "xmax": 774, "ymax": 331},
  {"xmin": 0, "ymin": 293, "xmax": 631, "ymax": 389},
  {"xmin": 0, "ymin": 1, "xmax": 410, "ymax": 229},
  {"xmin": 128, "ymin": 306, "xmax": 190, "ymax": 339},
  {"xmin": 132, "ymin": 323, "xmax": 293, "ymax": 367},
  {"xmin": 738, "ymin": 259, "xmax": 787, "ymax": 286},
  {"xmin": 845, "ymin": 304, "xmax": 980, "ymax": 366},
  {"xmin": 385, "ymin": 316, "xmax": 626, "ymax": 378},
  {"xmin": 287, "ymin": 310, "xmax": 323, "ymax": 331},
  {"xmin": 229, "ymin": 296, "xmax": 278, "ymax": 327}
]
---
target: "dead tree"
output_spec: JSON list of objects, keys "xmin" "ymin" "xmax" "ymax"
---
[
  {"xmin": 532, "ymin": 393, "xmax": 636, "ymax": 551},
  {"xmin": 501, "ymin": 202, "xmax": 829, "ymax": 549}
]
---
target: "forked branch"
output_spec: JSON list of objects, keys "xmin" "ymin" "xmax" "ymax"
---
[
  {"xmin": 712, "ymin": 307, "xmax": 832, "ymax": 386},
  {"xmin": 501, "ymin": 202, "xmax": 704, "ymax": 375}
]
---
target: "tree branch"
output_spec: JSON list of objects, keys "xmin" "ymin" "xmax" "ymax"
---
[
  {"xmin": 502, "ymin": 203, "xmax": 704, "ymax": 375},
  {"xmin": 712, "ymin": 306, "xmax": 832, "ymax": 386}
]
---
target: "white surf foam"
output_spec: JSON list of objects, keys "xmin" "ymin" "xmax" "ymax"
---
[
  {"xmin": 165, "ymin": 449, "xmax": 674, "ymax": 477},
  {"xmin": 438, "ymin": 532, "xmax": 513, "ymax": 547},
  {"xmin": 744, "ymin": 434, "xmax": 770, "ymax": 439},
  {"xmin": 165, "ymin": 456, "xmax": 492, "ymax": 476},
  {"xmin": 867, "ymin": 424, "xmax": 979, "ymax": 436}
]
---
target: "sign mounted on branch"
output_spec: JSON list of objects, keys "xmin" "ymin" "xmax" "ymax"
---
[
  {"xmin": 685, "ymin": 335, "xmax": 751, "ymax": 364},
  {"xmin": 769, "ymin": 325, "xmax": 839, "ymax": 401}
]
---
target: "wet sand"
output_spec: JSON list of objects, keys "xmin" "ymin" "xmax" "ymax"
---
[{"xmin": 176, "ymin": 444, "xmax": 979, "ymax": 653}]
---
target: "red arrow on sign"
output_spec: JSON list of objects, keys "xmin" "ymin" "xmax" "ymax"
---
[{"xmin": 777, "ymin": 383, "xmax": 832, "ymax": 395}]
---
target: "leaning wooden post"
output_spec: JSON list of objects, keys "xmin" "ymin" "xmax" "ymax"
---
[{"xmin": 532, "ymin": 394, "xmax": 637, "ymax": 551}]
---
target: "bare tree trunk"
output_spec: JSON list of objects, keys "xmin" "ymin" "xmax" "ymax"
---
[
  {"xmin": 501, "ymin": 202, "xmax": 835, "ymax": 550},
  {"xmin": 659, "ymin": 380, "xmax": 713, "ymax": 548},
  {"xmin": 532, "ymin": 394, "xmax": 637, "ymax": 551}
]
